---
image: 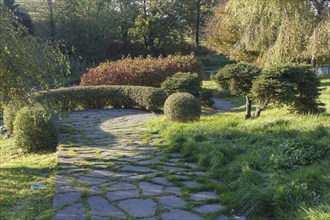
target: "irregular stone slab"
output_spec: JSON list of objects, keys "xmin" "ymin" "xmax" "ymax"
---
[
  {"xmin": 57, "ymin": 157, "xmax": 84, "ymax": 163},
  {"xmin": 86, "ymin": 170, "xmax": 114, "ymax": 177},
  {"xmin": 89, "ymin": 186, "xmax": 102, "ymax": 195},
  {"xmin": 118, "ymin": 199, "xmax": 156, "ymax": 217},
  {"xmin": 183, "ymin": 181, "xmax": 200, "ymax": 188},
  {"xmin": 195, "ymin": 204, "xmax": 225, "ymax": 214},
  {"xmin": 159, "ymin": 166, "xmax": 188, "ymax": 172},
  {"xmin": 55, "ymin": 175, "xmax": 72, "ymax": 185},
  {"xmin": 190, "ymin": 191, "xmax": 218, "ymax": 201},
  {"xmin": 111, "ymin": 172, "xmax": 138, "ymax": 178},
  {"xmin": 77, "ymin": 176, "xmax": 108, "ymax": 185},
  {"xmin": 162, "ymin": 209, "xmax": 202, "ymax": 220},
  {"xmin": 165, "ymin": 187, "xmax": 181, "ymax": 195},
  {"xmin": 140, "ymin": 158, "xmax": 159, "ymax": 164},
  {"xmin": 158, "ymin": 196, "xmax": 185, "ymax": 208},
  {"xmin": 185, "ymin": 163, "xmax": 197, "ymax": 168},
  {"xmin": 88, "ymin": 196, "xmax": 126, "ymax": 218},
  {"xmin": 54, "ymin": 204, "xmax": 85, "ymax": 220},
  {"xmin": 121, "ymin": 165, "xmax": 154, "ymax": 172},
  {"xmin": 78, "ymin": 152, "xmax": 97, "ymax": 158},
  {"xmin": 139, "ymin": 182, "xmax": 163, "ymax": 196},
  {"xmin": 56, "ymin": 186, "xmax": 83, "ymax": 194},
  {"xmin": 107, "ymin": 182, "xmax": 137, "ymax": 191},
  {"xmin": 123, "ymin": 173, "xmax": 154, "ymax": 181},
  {"xmin": 107, "ymin": 189, "xmax": 139, "ymax": 201},
  {"xmin": 53, "ymin": 192, "xmax": 82, "ymax": 207},
  {"xmin": 152, "ymin": 177, "xmax": 173, "ymax": 186},
  {"xmin": 121, "ymin": 154, "xmax": 148, "ymax": 161},
  {"xmin": 187, "ymin": 171, "xmax": 207, "ymax": 176},
  {"xmin": 168, "ymin": 158, "xmax": 180, "ymax": 163},
  {"xmin": 59, "ymin": 168, "xmax": 87, "ymax": 174}
]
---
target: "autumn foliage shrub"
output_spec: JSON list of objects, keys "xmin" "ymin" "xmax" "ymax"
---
[{"xmin": 80, "ymin": 55, "xmax": 202, "ymax": 87}]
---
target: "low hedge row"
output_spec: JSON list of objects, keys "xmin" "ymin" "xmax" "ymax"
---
[
  {"xmin": 80, "ymin": 55, "xmax": 202, "ymax": 87},
  {"xmin": 34, "ymin": 86, "xmax": 167, "ymax": 113},
  {"xmin": 4, "ymin": 85, "xmax": 167, "ymax": 152}
]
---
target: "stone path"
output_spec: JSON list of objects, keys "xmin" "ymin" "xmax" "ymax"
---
[{"xmin": 53, "ymin": 109, "xmax": 246, "ymax": 220}]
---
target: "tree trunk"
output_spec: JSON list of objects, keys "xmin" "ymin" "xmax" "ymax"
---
[
  {"xmin": 253, "ymin": 100, "xmax": 269, "ymax": 118},
  {"xmin": 245, "ymin": 96, "xmax": 252, "ymax": 119},
  {"xmin": 47, "ymin": 0, "xmax": 56, "ymax": 42},
  {"xmin": 195, "ymin": 0, "xmax": 201, "ymax": 48}
]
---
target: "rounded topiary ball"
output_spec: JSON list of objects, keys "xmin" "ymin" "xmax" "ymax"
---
[{"xmin": 164, "ymin": 92, "xmax": 201, "ymax": 122}]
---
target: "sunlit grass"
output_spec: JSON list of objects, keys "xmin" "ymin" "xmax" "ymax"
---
[
  {"xmin": 147, "ymin": 79, "xmax": 330, "ymax": 219},
  {"xmin": 0, "ymin": 138, "xmax": 56, "ymax": 220}
]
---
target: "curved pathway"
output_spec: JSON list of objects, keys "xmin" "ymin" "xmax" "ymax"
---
[{"xmin": 53, "ymin": 109, "xmax": 245, "ymax": 220}]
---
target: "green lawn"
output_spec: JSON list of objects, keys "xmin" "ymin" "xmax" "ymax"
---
[
  {"xmin": 148, "ymin": 79, "xmax": 330, "ymax": 219},
  {"xmin": 0, "ymin": 137, "xmax": 56, "ymax": 219}
]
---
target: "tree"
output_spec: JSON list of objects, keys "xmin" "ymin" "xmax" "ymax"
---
[
  {"xmin": 207, "ymin": 0, "xmax": 330, "ymax": 67},
  {"xmin": 0, "ymin": 5, "xmax": 68, "ymax": 103},
  {"xmin": 212, "ymin": 63, "xmax": 261, "ymax": 119},
  {"xmin": 178, "ymin": 0, "xmax": 219, "ymax": 47},
  {"xmin": 130, "ymin": 0, "xmax": 186, "ymax": 56},
  {"xmin": 2, "ymin": 0, "xmax": 34, "ymax": 34},
  {"xmin": 251, "ymin": 63, "xmax": 324, "ymax": 116}
]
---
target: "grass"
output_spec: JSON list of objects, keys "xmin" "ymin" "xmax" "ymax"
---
[
  {"xmin": 147, "ymin": 79, "xmax": 330, "ymax": 219},
  {"xmin": 0, "ymin": 137, "xmax": 56, "ymax": 219},
  {"xmin": 197, "ymin": 55, "xmax": 235, "ymax": 80}
]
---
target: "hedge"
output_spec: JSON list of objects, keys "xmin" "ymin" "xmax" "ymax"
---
[
  {"xmin": 34, "ymin": 85, "xmax": 167, "ymax": 112},
  {"xmin": 80, "ymin": 55, "xmax": 202, "ymax": 87}
]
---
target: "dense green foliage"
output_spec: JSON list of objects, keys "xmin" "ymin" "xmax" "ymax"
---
[
  {"xmin": 207, "ymin": 0, "xmax": 330, "ymax": 67},
  {"xmin": 164, "ymin": 92, "xmax": 201, "ymax": 122},
  {"xmin": 252, "ymin": 63, "xmax": 324, "ymax": 114},
  {"xmin": 34, "ymin": 86, "xmax": 167, "ymax": 112},
  {"xmin": 13, "ymin": 105, "xmax": 59, "ymax": 152},
  {"xmin": 0, "ymin": 4, "xmax": 68, "ymax": 103},
  {"xmin": 80, "ymin": 55, "xmax": 202, "ymax": 87},
  {"xmin": 161, "ymin": 72, "xmax": 202, "ymax": 97},
  {"xmin": 212, "ymin": 63, "xmax": 261, "ymax": 118},
  {"xmin": 3, "ymin": 101, "xmax": 27, "ymax": 134},
  {"xmin": 18, "ymin": 0, "xmax": 217, "ymax": 61},
  {"xmin": 148, "ymin": 81, "xmax": 330, "ymax": 218},
  {"xmin": 212, "ymin": 63, "xmax": 261, "ymax": 96}
]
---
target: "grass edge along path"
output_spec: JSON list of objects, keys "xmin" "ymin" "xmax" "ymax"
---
[{"xmin": 147, "ymin": 79, "xmax": 330, "ymax": 219}]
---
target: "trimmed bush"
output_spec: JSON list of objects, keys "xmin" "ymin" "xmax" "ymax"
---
[
  {"xmin": 13, "ymin": 104, "xmax": 59, "ymax": 152},
  {"xmin": 80, "ymin": 55, "xmax": 202, "ymax": 87},
  {"xmin": 161, "ymin": 72, "xmax": 202, "ymax": 97},
  {"xmin": 3, "ymin": 101, "xmax": 27, "ymax": 134},
  {"xmin": 164, "ymin": 93, "xmax": 201, "ymax": 122},
  {"xmin": 252, "ymin": 63, "xmax": 324, "ymax": 114},
  {"xmin": 34, "ymin": 85, "xmax": 167, "ymax": 112}
]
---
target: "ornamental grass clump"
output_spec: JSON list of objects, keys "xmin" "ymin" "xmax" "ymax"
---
[{"xmin": 164, "ymin": 92, "xmax": 201, "ymax": 122}]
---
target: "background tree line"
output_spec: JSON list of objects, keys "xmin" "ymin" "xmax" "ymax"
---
[{"xmin": 12, "ymin": 0, "xmax": 219, "ymax": 62}]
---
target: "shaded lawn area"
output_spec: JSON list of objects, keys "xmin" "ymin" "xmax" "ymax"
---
[
  {"xmin": 148, "ymin": 79, "xmax": 330, "ymax": 219},
  {"xmin": 0, "ymin": 137, "xmax": 56, "ymax": 220}
]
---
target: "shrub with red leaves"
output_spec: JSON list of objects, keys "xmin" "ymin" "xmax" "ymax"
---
[{"xmin": 80, "ymin": 55, "xmax": 202, "ymax": 87}]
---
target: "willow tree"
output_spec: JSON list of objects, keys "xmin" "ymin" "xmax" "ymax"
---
[
  {"xmin": 207, "ymin": 0, "xmax": 330, "ymax": 67},
  {"xmin": 0, "ymin": 5, "xmax": 68, "ymax": 104}
]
